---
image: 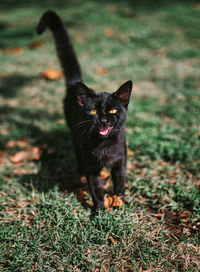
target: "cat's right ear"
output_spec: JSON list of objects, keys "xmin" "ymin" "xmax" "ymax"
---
[{"xmin": 75, "ymin": 82, "xmax": 95, "ymax": 107}]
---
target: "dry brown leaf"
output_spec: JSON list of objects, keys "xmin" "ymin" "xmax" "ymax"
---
[
  {"xmin": 112, "ymin": 195, "xmax": 123, "ymax": 207},
  {"xmin": 104, "ymin": 194, "xmax": 113, "ymax": 211},
  {"xmin": 135, "ymin": 196, "xmax": 147, "ymax": 203},
  {"xmin": 85, "ymin": 199, "xmax": 93, "ymax": 207},
  {"xmin": 42, "ymin": 68, "xmax": 63, "ymax": 80},
  {"xmin": 77, "ymin": 189, "xmax": 87, "ymax": 204},
  {"xmin": 7, "ymin": 139, "xmax": 27, "ymax": 148},
  {"xmin": 166, "ymin": 178, "xmax": 176, "ymax": 184},
  {"xmin": 0, "ymin": 151, "xmax": 6, "ymax": 166},
  {"xmin": 85, "ymin": 248, "xmax": 91, "ymax": 256},
  {"xmin": 10, "ymin": 151, "xmax": 27, "ymax": 163},
  {"xmin": 31, "ymin": 146, "xmax": 41, "ymax": 160},
  {"xmin": 75, "ymin": 34, "xmax": 83, "ymax": 43},
  {"xmin": 1, "ymin": 127, "xmax": 9, "ymax": 135},
  {"xmin": 3, "ymin": 47, "xmax": 24, "ymax": 55},
  {"xmin": 28, "ymin": 41, "xmax": 44, "ymax": 49},
  {"xmin": 104, "ymin": 28, "xmax": 114, "ymax": 37},
  {"xmin": 13, "ymin": 167, "xmax": 28, "ymax": 177},
  {"xmin": 7, "ymin": 140, "xmax": 16, "ymax": 148},
  {"xmin": 179, "ymin": 210, "xmax": 190, "ymax": 218},
  {"xmin": 9, "ymin": 146, "xmax": 41, "ymax": 163},
  {"xmin": 127, "ymin": 147, "xmax": 133, "ymax": 159},
  {"xmin": 192, "ymin": 3, "xmax": 200, "ymax": 9},
  {"xmin": 95, "ymin": 66, "xmax": 107, "ymax": 75},
  {"xmin": 17, "ymin": 139, "xmax": 27, "ymax": 148},
  {"xmin": 100, "ymin": 169, "xmax": 110, "ymax": 179},
  {"xmin": 56, "ymin": 119, "xmax": 65, "ymax": 124},
  {"xmin": 126, "ymin": 127, "xmax": 133, "ymax": 134},
  {"xmin": 155, "ymin": 213, "xmax": 163, "ymax": 218},
  {"xmin": 108, "ymin": 234, "xmax": 116, "ymax": 245}
]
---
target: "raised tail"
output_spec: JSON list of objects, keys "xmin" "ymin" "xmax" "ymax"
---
[{"xmin": 36, "ymin": 10, "xmax": 82, "ymax": 85}]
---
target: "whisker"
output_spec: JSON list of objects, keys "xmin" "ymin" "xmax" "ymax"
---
[{"xmin": 72, "ymin": 120, "xmax": 93, "ymax": 129}]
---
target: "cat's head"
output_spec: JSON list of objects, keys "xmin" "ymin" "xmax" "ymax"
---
[{"xmin": 76, "ymin": 81, "xmax": 132, "ymax": 138}]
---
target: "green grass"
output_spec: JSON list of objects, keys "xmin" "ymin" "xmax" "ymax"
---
[{"xmin": 0, "ymin": 0, "xmax": 200, "ymax": 271}]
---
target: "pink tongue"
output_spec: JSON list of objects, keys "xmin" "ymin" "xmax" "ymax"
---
[{"xmin": 99, "ymin": 127, "xmax": 109, "ymax": 136}]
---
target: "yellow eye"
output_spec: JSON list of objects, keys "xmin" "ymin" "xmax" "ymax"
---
[
  {"xmin": 109, "ymin": 109, "xmax": 117, "ymax": 114},
  {"xmin": 90, "ymin": 109, "xmax": 97, "ymax": 115}
]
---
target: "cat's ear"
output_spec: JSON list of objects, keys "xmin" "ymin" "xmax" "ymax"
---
[
  {"xmin": 113, "ymin": 80, "xmax": 132, "ymax": 108},
  {"xmin": 75, "ymin": 82, "xmax": 95, "ymax": 107}
]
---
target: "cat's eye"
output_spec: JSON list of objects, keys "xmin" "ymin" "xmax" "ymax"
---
[
  {"xmin": 90, "ymin": 109, "xmax": 97, "ymax": 115},
  {"xmin": 109, "ymin": 109, "xmax": 117, "ymax": 114}
]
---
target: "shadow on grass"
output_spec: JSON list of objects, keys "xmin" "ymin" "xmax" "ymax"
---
[
  {"xmin": 0, "ymin": 74, "xmax": 37, "ymax": 97},
  {"xmin": 19, "ymin": 127, "xmax": 90, "ymax": 209},
  {"xmin": 0, "ymin": 73, "xmax": 90, "ymax": 209}
]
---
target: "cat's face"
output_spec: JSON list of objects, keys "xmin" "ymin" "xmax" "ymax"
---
[{"xmin": 76, "ymin": 81, "xmax": 132, "ymax": 138}]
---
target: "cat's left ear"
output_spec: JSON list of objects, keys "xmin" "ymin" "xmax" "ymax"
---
[{"xmin": 113, "ymin": 80, "xmax": 132, "ymax": 108}]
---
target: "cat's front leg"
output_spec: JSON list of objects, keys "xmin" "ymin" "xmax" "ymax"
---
[
  {"xmin": 111, "ymin": 160, "xmax": 126, "ymax": 201},
  {"xmin": 86, "ymin": 173, "xmax": 105, "ymax": 211}
]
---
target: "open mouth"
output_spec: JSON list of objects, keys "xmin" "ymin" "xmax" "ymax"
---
[{"xmin": 99, "ymin": 126, "xmax": 113, "ymax": 136}]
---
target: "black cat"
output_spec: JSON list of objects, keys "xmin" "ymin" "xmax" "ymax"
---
[{"xmin": 37, "ymin": 10, "xmax": 132, "ymax": 212}]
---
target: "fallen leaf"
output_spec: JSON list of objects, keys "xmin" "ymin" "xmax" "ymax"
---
[
  {"xmin": 7, "ymin": 139, "xmax": 27, "ymax": 148},
  {"xmin": 0, "ymin": 151, "xmax": 6, "ymax": 166},
  {"xmin": 166, "ymin": 178, "xmax": 176, "ymax": 184},
  {"xmin": 100, "ymin": 169, "xmax": 110, "ymax": 179},
  {"xmin": 77, "ymin": 189, "xmax": 87, "ymax": 205},
  {"xmin": 126, "ymin": 127, "xmax": 133, "ymax": 134},
  {"xmin": 9, "ymin": 146, "xmax": 41, "ymax": 163},
  {"xmin": 3, "ymin": 47, "xmax": 24, "ymax": 55},
  {"xmin": 28, "ymin": 41, "xmax": 44, "ymax": 49},
  {"xmin": 1, "ymin": 127, "xmax": 9, "ymax": 135},
  {"xmin": 179, "ymin": 210, "xmax": 190, "ymax": 218},
  {"xmin": 135, "ymin": 196, "xmax": 147, "ymax": 203},
  {"xmin": 10, "ymin": 151, "xmax": 27, "ymax": 163},
  {"xmin": 17, "ymin": 139, "xmax": 27, "ymax": 148},
  {"xmin": 95, "ymin": 66, "xmax": 107, "ymax": 75},
  {"xmin": 13, "ymin": 167, "xmax": 28, "ymax": 177},
  {"xmin": 127, "ymin": 147, "xmax": 133, "ymax": 158},
  {"xmin": 85, "ymin": 248, "xmax": 91, "ymax": 256},
  {"xmin": 75, "ymin": 34, "xmax": 83, "ymax": 43},
  {"xmin": 104, "ymin": 194, "xmax": 113, "ymax": 211},
  {"xmin": 112, "ymin": 195, "xmax": 123, "ymax": 207},
  {"xmin": 56, "ymin": 119, "xmax": 65, "ymax": 124},
  {"xmin": 42, "ymin": 68, "xmax": 63, "ymax": 80},
  {"xmin": 104, "ymin": 28, "xmax": 114, "ymax": 37},
  {"xmin": 108, "ymin": 234, "xmax": 116, "ymax": 245},
  {"xmin": 7, "ymin": 140, "xmax": 16, "ymax": 148},
  {"xmin": 155, "ymin": 213, "xmax": 163, "ymax": 218},
  {"xmin": 31, "ymin": 146, "xmax": 41, "ymax": 160},
  {"xmin": 192, "ymin": 3, "xmax": 200, "ymax": 10}
]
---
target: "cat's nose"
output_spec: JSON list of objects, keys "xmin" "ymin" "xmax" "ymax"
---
[{"xmin": 100, "ymin": 117, "xmax": 108, "ymax": 124}]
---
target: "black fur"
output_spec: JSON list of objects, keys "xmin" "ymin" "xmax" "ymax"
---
[{"xmin": 37, "ymin": 10, "xmax": 133, "ymax": 211}]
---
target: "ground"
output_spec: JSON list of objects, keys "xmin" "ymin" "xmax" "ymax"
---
[{"xmin": 0, "ymin": 0, "xmax": 200, "ymax": 271}]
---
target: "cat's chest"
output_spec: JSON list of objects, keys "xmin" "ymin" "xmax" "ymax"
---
[{"xmin": 92, "ymin": 141, "xmax": 122, "ymax": 167}]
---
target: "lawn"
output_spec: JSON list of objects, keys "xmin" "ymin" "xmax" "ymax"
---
[{"xmin": 0, "ymin": 0, "xmax": 200, "ymax": 271}]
